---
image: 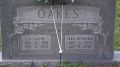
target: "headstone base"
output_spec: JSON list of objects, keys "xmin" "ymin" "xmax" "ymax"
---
[{"xmin": 0, "ymin": 51, "xmax": 120, "ymax": 67}]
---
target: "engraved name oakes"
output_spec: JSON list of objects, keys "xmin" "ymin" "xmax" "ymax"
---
[{"xmin": 38, "ymin": 8, "xmax": 79, "ymax": 18}]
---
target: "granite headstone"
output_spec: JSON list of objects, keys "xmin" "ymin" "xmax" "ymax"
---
[{"xmin": 1, "ymin": 0, "xmax": 116, "ymax": 61}]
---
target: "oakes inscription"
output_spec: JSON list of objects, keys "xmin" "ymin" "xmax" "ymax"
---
[
  {"xmin": 38, "ymin": 7, "xmax": 79, "ymax": 18},
  {"xmin": 16, "ymin": 6, "xmax": 99, "ymax": 23}
]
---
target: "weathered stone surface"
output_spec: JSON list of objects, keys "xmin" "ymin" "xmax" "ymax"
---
[
  {"xmin": 0, "ymin": 61, "xmax": 120, "ymax": 67},
  {"xmin": 0, "ymin": 52, "xmax": 119, "ymax": 66},
  {"xmin": 1, "ymin": 0, "xmax": 116, "ymax": 61}
]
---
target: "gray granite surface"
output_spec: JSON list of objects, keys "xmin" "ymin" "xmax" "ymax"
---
[
  {"xmin": 1, "ymin": 0, "xmax": 116, "ymax": 61},
  {"xmin": 0, "ymin": 51, "xmax": 119, "ymax": 62}
]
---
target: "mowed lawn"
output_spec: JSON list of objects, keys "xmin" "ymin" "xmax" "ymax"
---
[
  {"xmin": 0, "ymin": 1, "xmax": 120, "ymax": 51},
  {"xmin": 115, "ymin": 0, "xmax": 120, "ymax": 51}
]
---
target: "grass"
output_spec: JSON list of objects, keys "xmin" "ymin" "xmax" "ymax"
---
[{"xmin": 115, "ymin": 0, "xmax": 120, "ymax": 51}]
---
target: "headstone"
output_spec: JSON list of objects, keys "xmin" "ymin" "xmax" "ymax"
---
[{"xmin": 1, "ymin": 0, "xmax": 116, "ymax": 61}]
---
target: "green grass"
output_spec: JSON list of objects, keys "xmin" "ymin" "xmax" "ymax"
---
[{"xmin": 115, "ymin": 0, "xmax": 120, "ymax": 51}]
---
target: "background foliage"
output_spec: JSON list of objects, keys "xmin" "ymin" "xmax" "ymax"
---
[{"xmin": 115, "ymin": 0, "xmax": 120, "ymax": 51}]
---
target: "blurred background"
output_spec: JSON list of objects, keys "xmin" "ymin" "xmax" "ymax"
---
[
  {"xmin": 115, "ymin": 0, "xmax": 120, "ymax": 51},
  {"xmin": 0, "ymin": 0, "xmax": 1, "ymax": 51}
]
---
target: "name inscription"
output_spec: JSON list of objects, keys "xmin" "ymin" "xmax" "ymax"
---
[
  {"xmin": 16, "ymin": 6, "xmax": 99, "ymax": 23},
  {"xmin": 65, "ymin": 35, "xmax": 94, "ymax": 49},
  {"xmin": 21, "ymin": 35, "xmax": 51, "ymax": 51}
]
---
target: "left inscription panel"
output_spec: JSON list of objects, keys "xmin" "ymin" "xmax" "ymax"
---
[{"xmin": 20, "ymin": 35, "xmax": 51, "ymax": 51}]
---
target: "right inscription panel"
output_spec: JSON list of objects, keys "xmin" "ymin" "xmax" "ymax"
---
[{"xmin": 65, "ymin": 35, "xmax": 94, "ymax": 50}]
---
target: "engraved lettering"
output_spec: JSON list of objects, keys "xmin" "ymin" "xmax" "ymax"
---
[
  {"xmin": 73, "ymin": 9, "xmax": 79, "ymax": 18},
  {"xmin": 57, "ymin": 9, "xmax": 62, "ymax": 18},
  {"xmin": 48, "ymin": 10, "xmax": 53, "ymax": 18},
  {"xmin": 65, "ymin": 9, "xmax": 71, "ymax": 18},
  {"xmin": 38, "ymin": 9, "xmax": 45, "ymax": 18}
]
